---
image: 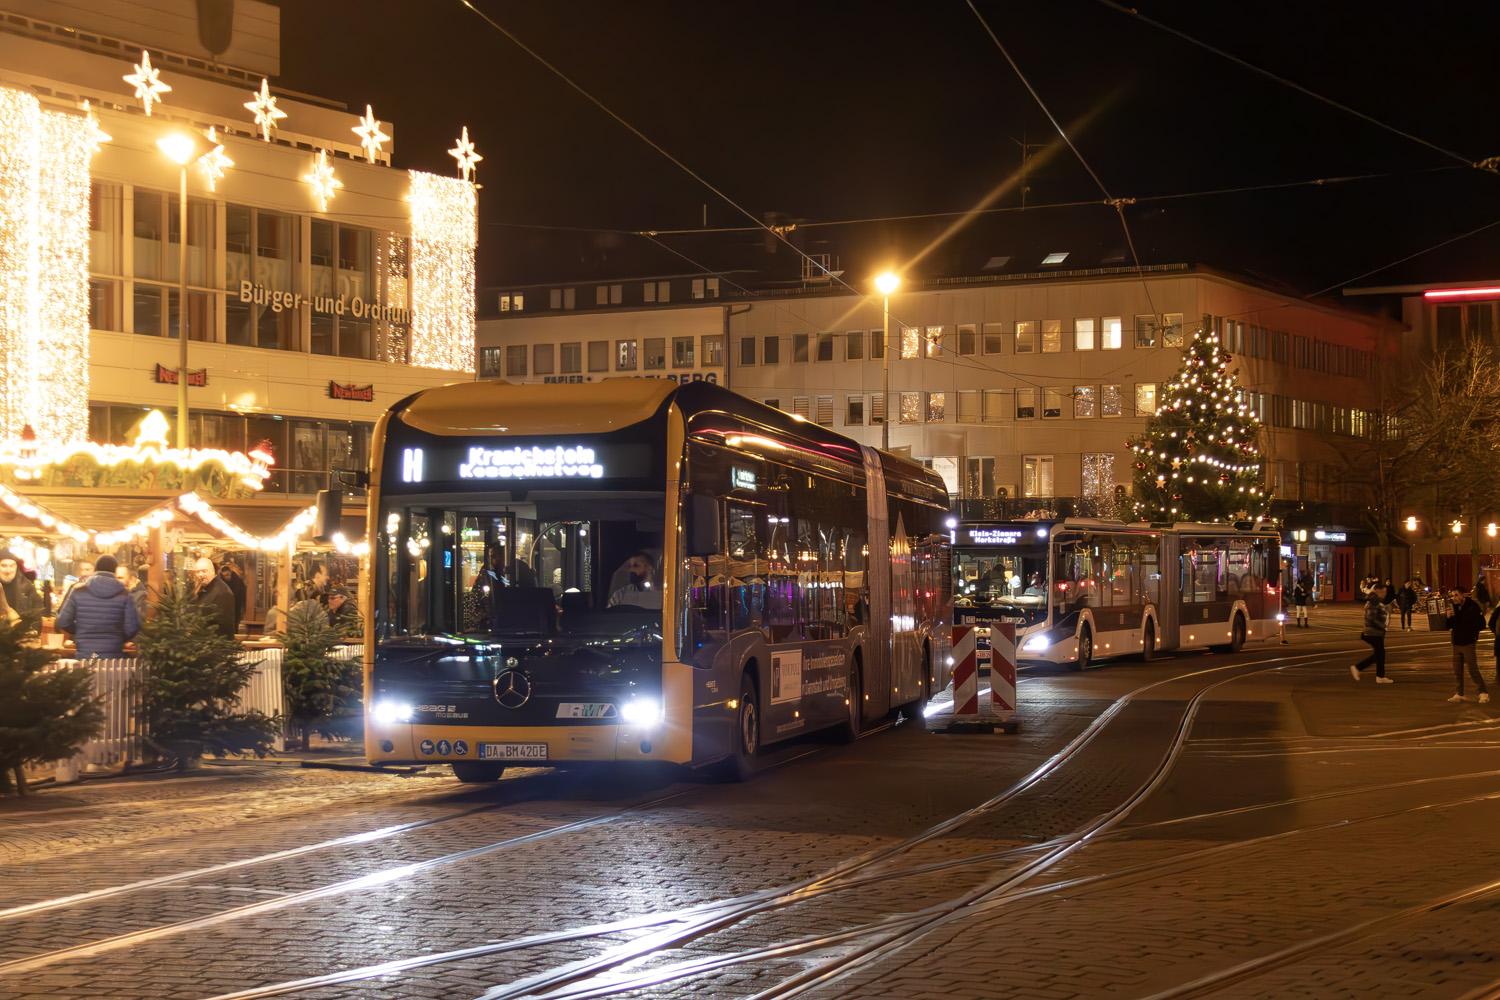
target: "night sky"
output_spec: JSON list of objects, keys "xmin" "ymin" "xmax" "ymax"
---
[{"xmin": 273, "ymin": 1, "xmax": 1500, "ymax": 298}]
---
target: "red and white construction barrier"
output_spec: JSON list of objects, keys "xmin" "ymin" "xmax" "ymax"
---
[
  {"xmin": 989, "ymin": 623, "xmax": 1017, "ymax": 715},
  {"xmin": 952, "ymin": 625, "xmax": 978, "ymax": 718}
]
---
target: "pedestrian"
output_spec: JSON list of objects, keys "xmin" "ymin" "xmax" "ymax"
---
[
  {"xmin": 1444, "ymin": 587, "xmax": 1489, "ymax": 704},
  {"xmin": 1396, "ymin": 578, "xmax": 1418, "ymax": 631},
  {"xmin": 1381, "ymin": 578, "xmax": 1397, "ymax": 606},
  {"xmin": 1350, "ymin": 581, "xmax": 1392, "ymax": 683},
  {"xmin": 0, "ymin": 548, "xmax": 41, "ymax": 615},
  {"xmin": 1490, "ymin": 600, "xmax": 1500, "ymax": 689},
  {"xmin": 55, "ymin": 554, "xmax": 141, "ymax": 658},
  {"xmin": 219, "ymin": 559, "xmax": 247, "ymax": 628},
  {"xmin": 189, "ymin": 556, "xmax": 238, "ymax": 639},
  {"xmin": 1292, "ymin": 575, "xmax": 1311, "ymax": 628}
]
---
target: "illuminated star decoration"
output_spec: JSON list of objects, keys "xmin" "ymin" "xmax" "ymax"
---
[
  {"xmin": 352, "ymin": 104, "xmax": 389, "ymax": 163},
  {"xmin": 448, "ymin": 126, "xmax": 482, "ymax": 182},
  {"xmin": 244, "ymin": 78, "xmax": 287, "ymax": 141},
  {"xmin": 198, "ymin": 127, "xmax": 232, "ymax": 192},
  {"xmin": 82, "ymin": 101, "xmax": 110, "ymax": 153},
  {"xmin": 303, "ymin": 149, "xmax": 342, "ymax": 211},
  {"xmin": 123, "ymin": 50, "xmax": 171, "ymax": 117}
]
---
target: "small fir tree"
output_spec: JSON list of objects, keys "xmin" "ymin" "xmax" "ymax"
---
[
  {"xmin": 136, "ymin": 581, "xmax": 275, "ymax": 768},
  {"xmin": 278, "ymin": 603, "xmax": 358, "ymax": 749},
  {"xmin": 0, "ymin": 613, "xmax": 103, "ymax": 795},
  {"xmin": 1129, "ymin": 331, "xmax": 1267, "ymax": 522}
]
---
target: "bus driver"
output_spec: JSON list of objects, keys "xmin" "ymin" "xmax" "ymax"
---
[{"xmin": 608, "ymin": 552, "xmax": 662, "ymax": 609}]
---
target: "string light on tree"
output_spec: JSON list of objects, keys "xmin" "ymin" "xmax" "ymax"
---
[
  {"xmin": 244, "ymin": 78, "xmax": 287, "ymax": 141},
  {"xmin": 197, "ymin": 127, "xmax": 232, "ymax": 192},
  {"xmin": 448, "ymin": 126, "xmax": 482, "ymax": 182},
  {"xmin": 303, "ymin": 149, "xmax": 342, "ymax": 211},
  {"xmin": 123, "ymin": 50, "xmax": 171, "ymax": 116},
  {"xmin": 352, "ymin": 104, "xmax": 389, "ymax": 163}
]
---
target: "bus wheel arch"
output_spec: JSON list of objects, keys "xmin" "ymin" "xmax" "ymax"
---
[
  {"xmin": 451, "ymin": 761, "xmax": 505, "ymax": 783},
  {"xmin": 1074, "ymin": 622, "xmax": 1093, "ymax": 671},
  {"xmin": 836, "ymin": 654, "xmax": 863, "ymax": 742},
  {"xmin": 730, "ymin": 663, "xmax": 761, "ymax": 778},
  {"xmin": 1141, "ymin": 616, "xmax": 1156, "ymax": 662}
]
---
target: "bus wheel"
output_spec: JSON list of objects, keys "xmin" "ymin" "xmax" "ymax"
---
[
  {"xmin": 836, "ymin": 662, "xmax": 863, "ymax": 742},
  {"xmin": 1074, "ymin": 625, "xmax": 1093, "ymax": 671},
  {"xmin": 726, "ymin": 673, "xmax": 760, "ymax": 780},
  {"xmin": 1141, "ymin": 620, "xmax": 1156, "ymax": 662},
  {"xmin": 895, "ymin": 650, "xmax": 928, "ymax": 729},
  {"xmin": 451, "ymin": 762, "xmax": 505, "ymax": 783},
  {"xmin": 1229, "ymin": 614, "xmax": 1246, "ymax": 653}
]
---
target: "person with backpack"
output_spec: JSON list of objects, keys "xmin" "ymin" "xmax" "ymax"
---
[
  {"xmin": 1350, "ymin": 580, "xmax": 1392, "ymax": 683},
  {"xmin": 55, "ymin": 554, "xmax": 141, "ymax": 658}
]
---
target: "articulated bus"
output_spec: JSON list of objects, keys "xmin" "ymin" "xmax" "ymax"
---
[
  {"xmin": 363, "ymin": 379, "xmax": 952, "ymax": 780},
  {"xmin": 951, "ymin": 518, "xmax": 1281, "ymax": 669}
]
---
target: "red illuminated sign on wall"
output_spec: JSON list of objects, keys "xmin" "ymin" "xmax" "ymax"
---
[
  {"xmin": 328, "ymin": 381, "xmax": 375, "ymax": 402},
  {"xmin": 153, "ymin": 364, "xmax": 207, "ymax": 386}
]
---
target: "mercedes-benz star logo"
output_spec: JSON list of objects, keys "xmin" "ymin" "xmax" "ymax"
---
[{"xmin": 494, "ymin": 669, "xmax": 531, "ymax": 709}]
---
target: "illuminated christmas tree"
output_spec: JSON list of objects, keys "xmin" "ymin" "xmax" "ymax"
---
[{"xmin": 1128, "ymin": 331, "xmax": 1266, "ymax": 522}]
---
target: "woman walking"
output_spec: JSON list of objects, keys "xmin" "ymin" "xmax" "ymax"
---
[{"xmin": 1351, "ymin": 581, "xmax": 1392, "ymax": 683}]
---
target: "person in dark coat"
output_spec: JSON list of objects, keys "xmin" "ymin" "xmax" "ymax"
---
[
  {"xmin": 1444, "ymin": 588, "xmax": 1488, "ymax": 704},
  {"xmin": 1350, "ymin": 581, "xmax": 1391, "ymax": 683},
  {"xmin": 1292, "ymin": 576, "xmax": 1312, "ymax": 628},
  {"xmin": 1489, "ymin": 601, "xmax": 1500, "ymax": 688},
  {"xmin": 1396, "ymin": 579, "xmax": 1418, "ymax": 631},
  {"xmin": 115, "ymin": 563, "xmax": 150, "ymax": 621},
  {"xmin": 219, "ymin": 560, "xmax": 247, "ymax": 629},
  {"xmin": 55, "ymin": 554, "xmax": 140, "ymax": 658},
  {"xmin": 0, "ymin": 548, "xmax": 41, "ymax": 616},
  {"xmin": 190, "ymin": 556, "xmax": 238, "ymax": 638},
  {"xmin": 326, "ymin": 585, "xmax": 361, "ymax": 635}
]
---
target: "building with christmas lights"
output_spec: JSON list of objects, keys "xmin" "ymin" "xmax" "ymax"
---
[
  {"xmin": 478, "ymin": 262, "xmax": 1401, "ymax": 600},
  {"xmin": 0, "ymin": 0, "xmax": 476, "ymax": 624}
]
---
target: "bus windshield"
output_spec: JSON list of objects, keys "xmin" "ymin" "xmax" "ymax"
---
[
  {"xmin": 952, "ymin": 545, "xmax": 1050, "ymax": 607},
  {"xmin": 376, "ymin": 494, "xmax": 664, "ymax": 643}
]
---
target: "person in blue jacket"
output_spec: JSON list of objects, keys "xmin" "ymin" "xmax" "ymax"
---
[{"xmin": 55, "ymin": 554, "xmax": 141, "ymax": 658}]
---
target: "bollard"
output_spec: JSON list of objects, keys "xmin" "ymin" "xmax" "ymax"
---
[
  {"xmin": 952, "ymin": 626, "xmax": 978, "ymax": 718},
  {"xmin": 990, "ymin": 623, "xmax": 1017, "ymax": 716}
]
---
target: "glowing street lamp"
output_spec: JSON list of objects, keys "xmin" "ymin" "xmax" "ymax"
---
[
  {"xmin": 875, "ymin": 272, "xmax": 900, "ymax": 450},
  {"xmin": 157, "ymin": 133, "xmax": 208, "ymax": 448}
]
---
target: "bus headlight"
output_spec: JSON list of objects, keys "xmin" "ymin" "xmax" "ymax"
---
[
  {"xmin": 620, "ymin": 697, "xmax": 662, "ymax": 727},
  {"xmin": 1277, "ymin": 612, "xmax": 1286, "ymax": 622},
  {"xmin": 371, "ymin": 699, "xmax": 414, "ymax": 725},
  {"xmin": 1022, "ymin": 635, "xmax": 1049, "ymax": 652}
]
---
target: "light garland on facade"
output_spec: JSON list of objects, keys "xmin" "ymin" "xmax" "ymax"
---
[
  {"xmin": 123, "ymin": 50, "xmax": 170, "ymax": 116},
  {"xmin": 353, "ymin": 105, "xmax": 389, "ymax": 164},
  {"xmin": 303, "ymin": 149, "xmax": 342, "ymax": 212},
  {"xmin": 198, "ymin": 127, "xmax": 232, "ymax": 192},
  {"xmin": 407, "ymin": 171, "xmax": 476, "ymax": 373},
  {"xmin": 245, "ymin": 78, "xmax": 286, "ymax": 141},
  {"xmin": 81, "ymin": 101, "xmax": 109, "ymax": 152},
  {"xmin": 0, "ymin": 88, "xmax": 92, "ymax": 445},
  {"xmin": 448, "ymin": 126, "xmax": 482, "ymax": 182}
]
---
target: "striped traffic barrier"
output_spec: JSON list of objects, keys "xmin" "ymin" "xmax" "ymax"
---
[
  {"xmin": 952, "ymin": 626, "xmax": 978, "ymax": 718},
  {"xmin": 989, "ymin": 623, "xmax": 1017, "ymax": 715}
]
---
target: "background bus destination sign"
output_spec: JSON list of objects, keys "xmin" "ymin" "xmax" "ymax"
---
[
  {"xmin": 459, "ymin": 445, "xmax": 604, "ymax": 480},
  {"xmin": 962, "ymin": 527, "xmax": 1026, "ymax": 545}
]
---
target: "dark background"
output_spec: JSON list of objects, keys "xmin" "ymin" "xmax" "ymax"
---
[{"xmin": 272, "ymin": 1, "xmax": 1500, "ymax": 297}]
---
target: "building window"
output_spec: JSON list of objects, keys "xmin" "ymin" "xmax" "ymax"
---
[
  {"xmin": 560, "ymin": 342, "xmax": 582, "ymax": 374},
  {"xmin": 900, "ymin": 327, "xmax": 920, "ymax": 359},
  {"xmin": 957, "ymin": 390, "xmax": 979, "ymax": 422},
  {"xmin": 563, "ymin": 288, "xmax": 576, "ymax": 310},
  {"xmin": 506, "ymin": 344, "xmax": 527, "ymax": 377},
  {"xmin": 1015, "ymin": 321, "xmax": 1036, "ymax": 353},
  {"xmin": 306, "ymin": 220, "xmax": 379, "ymax": 359},
  {"xmin": 1042, "ymin": 388, "xmax": 1064, "ymax": 418},
  {"xmin": 549, "ymin": 289, "xmax": 562, "ymax": 309},
  {"xmin": 1082, "ymin": 454, "xmax": 1114, "ymax": 496},
  {"xmin": 1074, "ymin": 318, "xmax": 1095, "ymax": 351},
  {"xmin": 925, "ymin": 326, "xmax": 944, "ymax": 358},
  {"xmin": 1015, "ymin": 388, "xmax": 1035, "ymax": 420},
  {"xmin": 617, "ymin": 339, "xmax": 638, "ymax": 371},
  {"xmin": 764, "ymin": 335, "xmax": 780, "ymax": 364},
  {"xmin": 792, "ymin": 333, "xmax": 809, "ymax": 363},
  {"xmin": 657, "ymin": 281, "xmax": 670, "ymax": 302},
  {"xmin": 587, "ymin": 340, "xmax": 609, "ymax": 372},
  {"xmin": 900, "ymin": 391, "xmax": 921, "ymax": 423},
  {"xmin": 871, "ymin": 393, "xmax": 886, "ymax": 425},
  {"xmin": 1135, "ymin": 314, "xmax": 1156, "ymax": 348},
  {"xmin": 692, "ymin": 278, "xmax": 705, "ymax": 300},
  {"xmin": 225, "ymin": 203, "xmax": 293, "ymax": 350},
  {"xmin": 847, "ymin": 330, "xmax": 864, "ymax": 360},
  {"xmin": 816, "ymin": 396, "xmax": 834, "ymax": 426},
  {"xmin": 793, "ymin": 396, "xmax": 810, "ymax": 419},
  {"xmin": 610, "ymin": 284, "xmax": 622, "ymax": 305},
  {"xmin": 643, "ymin": 338, "xmax": 666, "ymax": 370},
  {"xmin": 596, "ymin": 285, "xmax": 608, "ymax": 306},
  {"xmin": 673, "ymin": 336, "xmax": 695, "ymax": 368},
  {"xmin": 965, "ymin": 457, "xmax": 996, "ymax": 499},
  {"xmin": 983, "ymin": 389, "xmax": 1005, "ymax": 422},
  {"xmin": 479, "ymin": 347, "xmax": 503, "ymax": 378},
  {"xmin": 1102, "ymin": 384, "xmax": 1123, "ymax": 417},
  {"xmin": 817, "ymin": 332, "xmax": 836, "ymax": 362},
  {"xmin": 1136, "ymin": 382, "xmax": 1158, "ymax": 415},
  {"xmin": 1023, "ymin": 455, "xmax": 1054, "ymax": 497},
  {"xmin": 1102, "ymin": 316, "xmax": 1122, "ymax": 350},
  {"xmin": 958, "ymin": 324, "xmax": 977, "ymax": 356},
  {"xmin": 643, "ymin": 282, "xmax": 656, "ymax": 303},
  {"xmin": 706, "ymin": 277, "xmax": 719, "ymax": 298},
  {"xmin": 1041, "ymin": 320, "xmax": 1062, "ymax": 353},
  {"xmin": 871, "ymin": 329, "xmax": 885, "ymax": 360},
  {"xmin": 740, "ymin": 336, "xmax": 755, "ymax": 366},
  {"xmin": 533, "ymin": 343, "xmax": 555, "ymax": 375},
  {"xmin": 1163, "ymin": 312, "xmax": 1184, "ymax": 347},
  {"xmin": 702, "ymin": 334, "xmax": 724, "ymax": 366},
  {"xmin": 847, "ymin": 395, "xmax": 864, "ymax": 424},
  {"xmin": 983, "ymin": 323, "xmax": 1005, "ymax": 354},
  {"xmin": 926, "ymin": 392, "xmax": 946, "ymax": 422},
  {"xmin": 1074, "ymin": 385, "xmax": 1096, "ymax": 418}
]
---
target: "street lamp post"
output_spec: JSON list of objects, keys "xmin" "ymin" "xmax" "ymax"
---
[
  {"xmin": 875, "ymin": 272, "xmax": 900, "ymax": 451},
  {"xmin": 156, "ymin": 133, "xmax": 206, "ymax": 449}
]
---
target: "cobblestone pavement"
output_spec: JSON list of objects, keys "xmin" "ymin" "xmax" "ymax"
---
[{"xmin": 4, "ymin": 610, "xmax": 1500, "ymax": 999}]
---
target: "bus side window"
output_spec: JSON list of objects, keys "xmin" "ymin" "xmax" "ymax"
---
[{"xmin": 726, "ymin": 504, "xmax": 763, "ymax": 632}]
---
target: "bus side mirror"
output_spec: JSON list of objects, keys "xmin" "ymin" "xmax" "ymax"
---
[{"xmin": 686, "ymin": 494, "xmax": 720, "ymax": 557}]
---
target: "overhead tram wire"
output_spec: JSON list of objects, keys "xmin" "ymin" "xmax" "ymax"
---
[{"xmin": 1094, "ymin": 0, "xmax": 1481, "ymax": 170}]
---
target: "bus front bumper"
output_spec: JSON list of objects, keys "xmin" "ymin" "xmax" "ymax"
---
[{"xmin": 365, "ymin": 721, "xmax": 688, "ymax": 767}]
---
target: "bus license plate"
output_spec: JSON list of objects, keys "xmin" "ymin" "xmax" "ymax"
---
[{"xmin": 479, "ymin": 743, "xmax": 548, "ymax": 761}]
